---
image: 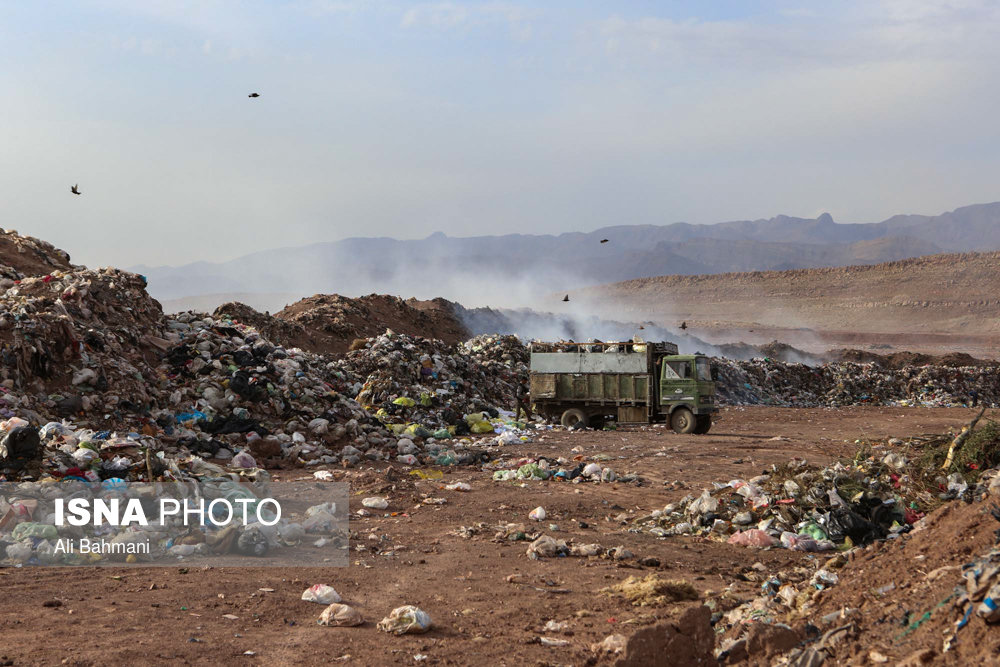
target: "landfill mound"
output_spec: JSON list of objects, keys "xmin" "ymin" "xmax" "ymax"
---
[
  {"xmin": 212, "ymin": 301, "xmax": 311, "ymax": 351},
  {"xmin": 716, "ymin": 340, "xmax": 824, "ymax": 365},
  {"xmin": 715, "ymin": 357, "xmax": 994, "ymax": 407},
  {"xmin": 797, "ymin": 500, "xmax": 1000, "ymax": 666},
  {"xmin": 632, "ymin": 415, "xmax": 1000, "ymax": 665},
  {"xmin": 574, "ymin": 250, "xmax": 1000, "ymax": 343},
  {"xmin": 828, "ymin": 348, "xmax": 990, "ymax": 369},
  {"xmin": 0, "ymin": 267, "xmax": 166, "ymax": 412},
  {"xmin": 330, "ymin": 333, "xmax": 527, "ymax": 433},
  {"xmin": 273, "ymin": 293, "xmax": 470, "ymax": 355},
  {"xmin": 0, "ymin": 228, "xmax": 75, "ymax": 280}
]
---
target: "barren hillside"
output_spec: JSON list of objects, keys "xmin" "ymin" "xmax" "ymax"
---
[{"xmin": 575, "ymin": 251, "xmax": 1000, "ymax": 356}]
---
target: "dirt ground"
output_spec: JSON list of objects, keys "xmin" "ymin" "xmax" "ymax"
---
[{"xmin": 0, "ymin": 407, "xmax": 986, "ymax": 666}]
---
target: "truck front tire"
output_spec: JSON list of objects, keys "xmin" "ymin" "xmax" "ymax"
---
[
  {"xmin": 693, "ymin": 414, "xmax": 712, "ymax": 434},
  {"xmin": 561, "ymin": 408, "xmax": 587, "ymax": 428},
  {"xmin": 671, "ymin": 407, "xmax": 696, "ymax": 434}
]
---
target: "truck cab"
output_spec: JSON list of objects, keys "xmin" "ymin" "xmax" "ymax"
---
[{"xmin": 657, "ymin": 354, "xmax": 716, "ymax": 433}]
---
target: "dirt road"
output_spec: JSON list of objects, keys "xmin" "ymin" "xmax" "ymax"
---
[{"xmin": 0, "ymin": 407, "xmax": 983, "ymax": 666}]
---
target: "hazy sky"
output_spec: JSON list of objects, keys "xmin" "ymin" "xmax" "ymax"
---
[{"xmin": 3, "ymin": 0, "xmax": 1000, "ymax": 268}]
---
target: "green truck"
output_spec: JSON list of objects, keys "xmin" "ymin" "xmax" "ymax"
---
[{"xmin": 528, "ymin": 340, "xmax": 717, "ymax": 434}]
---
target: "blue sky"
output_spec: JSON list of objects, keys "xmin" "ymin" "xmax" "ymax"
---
[{"xmin": 3, "ymin": 1, "xmax": 1000, "ymax": 267}]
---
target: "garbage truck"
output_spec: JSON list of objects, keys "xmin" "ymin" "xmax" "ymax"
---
[{"xmin": 528, "ymin": 340, "xmax": 717, "ymax": 434}]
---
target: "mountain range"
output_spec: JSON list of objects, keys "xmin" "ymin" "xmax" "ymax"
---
[{"xmin": 137, "ymin": 201, "xmax": 1000, "ymax": 310}]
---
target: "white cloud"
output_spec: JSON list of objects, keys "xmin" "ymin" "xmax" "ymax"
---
[{"xmin": 400, "ymin": 2, "xmax": 535, "ymax": 37}]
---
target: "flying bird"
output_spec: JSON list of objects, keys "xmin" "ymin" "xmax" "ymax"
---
[
  {"xmin": 562, "ymin": 295, "xmax": 570, "ymax": 302},
  {"xmin": 70, "ymin": 184, "xmax": 81, "ymax": 195},
  {"xmin": 680, "ymin": 321, "xmax": 687, "ymax": 330},
  {"xmin": 638, "ymin": 325, "xmax": 645, "ymax": 330},
  {"xmin": 248, "ymin": 92, "xmax": 260, "ymax": 98},
  {"xmin": 600, "ymin": 239, "xmax": 609, "ymax": 244}
]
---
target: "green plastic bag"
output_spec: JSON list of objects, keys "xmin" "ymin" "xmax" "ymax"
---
[
  {"xmin": 516, "ymin": 463, "xmax": 549, "ymax": 480},
  {"xmin": 12, "ymin": 522, "xmax": 58, "ymax": 540},
  {"xmin": 803, "ymin": 523, "xmax": 827, "ymax": 541}
]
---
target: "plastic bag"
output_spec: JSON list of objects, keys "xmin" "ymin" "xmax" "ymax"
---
[
  {"xmin": 517, "ymin": 463, "xmax": 548, "ymax": 480},
  {"xmin": 231, "ymin": 450, "xmax": 257, "ymax": 469},
  {"xmin": 780, "ymin": 531, "xmax": 835, "ymax": 552},
  {"xmin": 496, "ymin": 432, "xmax": 520, "ymax": 446},
  {"xmin": 302, "ymin": 584, "xmax": 342, "ymax": 604},
  {"xmin": 727, "ymin": 529, "xmax": 777, "ymax": 548},
  {"xmin": 526, "ymin": 535, "xmax": 568, "ymax": 559},
  {"xmin": 319, "ymin": 603, "xmax": 363, "ymax": 627},
  {"xmin": 377, "ymin": 605, "xmax": 432, "ymax": 635},
  {"xmin": 687, "ymin": 490, "xmax": 719, "ymax": 517},
  {"xmin": 824, "ymin": 507, "xmax": 884, "ymax": 545},
  {"xmin": 12, "ymin": 522, "xmax": 58, "ymax": 541}
]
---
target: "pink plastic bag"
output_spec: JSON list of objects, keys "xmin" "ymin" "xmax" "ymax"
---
[{"xmin": 727, "ymin": 529, "xmax": 777, "ymax": 548}]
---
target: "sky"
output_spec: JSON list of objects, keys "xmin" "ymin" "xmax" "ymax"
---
[{"xmin": 3, "ymin": 0, "xmax": 1000, "ymax": 268}]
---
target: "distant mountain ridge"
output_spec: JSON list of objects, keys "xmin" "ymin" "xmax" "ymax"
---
[{"xmin": 135, "ymin": 201, "xmax": 1000, "ymax": 306}]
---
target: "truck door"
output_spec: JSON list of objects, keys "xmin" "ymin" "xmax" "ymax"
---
[{"xmin": 660, "ymin": 359, "xmax": 693, "ymax": 406}]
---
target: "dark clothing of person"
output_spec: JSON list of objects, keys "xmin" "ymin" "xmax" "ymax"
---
[
  {"xmin": 514, "ymin": 381, "xmax": 531, "ymax": 420},
  {"xmin": 970, "ymin": 389, "xmax": 980, "ymax": 407}
]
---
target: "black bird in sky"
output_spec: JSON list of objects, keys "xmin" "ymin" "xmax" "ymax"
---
[
  {"xmin": 600, "ymin": 238, "xmax": 609, "ymax": 243},
  {"xmin": 562, "ymin": 295, "xmax": 570, "ymax": 302},
  {"xmin": 70, "ymin": 184, "xmax": 81, "ymax": 195},
  {"xmin": 248, "ymin": 92, "xmax": 260, "ymax": 98},
  {"xmin": 680, "ymin": 321, "xmax": 687, "ymax": 330}
]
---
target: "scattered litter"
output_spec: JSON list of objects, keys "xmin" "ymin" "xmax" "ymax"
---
[
  {"xmin": 318, "ymin": 603, "xmax": 364, "ymax": 627},
  {"xmin": 377, "ymin": 605, "xmax": 432, "ymax": 635},
  {"xmin": 302, "ymin": 584, "xmax": 341, "ymax": 605}
]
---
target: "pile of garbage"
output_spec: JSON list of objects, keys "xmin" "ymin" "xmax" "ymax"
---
[
  {"xmin": 273, "ymin": 294, "xmax": 469, "ymax": 355},
  {"xmin": 0, "ymin": 271, "xmax": 530, "ymax": 485},
  {"xmin": 639, "ymin": 417, "xmax": 1000, "ymax": 551},
  {"xmin": 0, "ymin": 267, "xmax": 166, "ymax": 417},
  {"xmin": 464, "ymin": 334, "xmax": 529, "ymax": 371},
  {"xmin": 331, "ymin": 332, "xmax": 526, "ymax": 434},
  {"xmin": 212, "ymin": 301, "xmax": 310, "ymax": 352},
  {"xmin": 0, "ymin": 227, "xmax": 74, "ymax": 280},
  {"xmin": 720, "ymin": 484, "xmax": 1000, "ymax": 665},
  {"xmin": 149, "ymin": 310, "xmax": 393, "ymax": 467},
  {"xmin": 490, "ymin": 455, "xmax": 636, "ymax": 484},
  {"xmin": 713, "ymin": 357, "xmax": 998, "ymax": 407}
]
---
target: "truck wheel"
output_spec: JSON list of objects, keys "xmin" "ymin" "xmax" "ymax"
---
[
  {"xmin": 561, "ymin": 408, "xmax": 587, "ymax": 428},
  {"xmin": 693, "ymin": 415, "xmax": 712, "ymax": 434},
  {"xmin": 671, "ymin": 408, "xmax": 696, "ymax": 434}
]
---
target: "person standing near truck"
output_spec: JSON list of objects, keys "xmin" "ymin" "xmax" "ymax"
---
[{"xmin": 514, "ymin": 376, "xmax": 532, "ymax": 421}]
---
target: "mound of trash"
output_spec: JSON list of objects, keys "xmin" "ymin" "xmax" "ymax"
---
[
  {"xmin": 274, "ymin": 294, "xmax": 470, "ymax": 355},
  {"xmin": 639, "ymin": 414, "xmax": 1000, "ymax": 552},
  {"xmin": 0, "ymin": 267, "xmax": 166, "ymax": 417},
  {"xmin": 0, "ymin": 228, "xmax": 75, "ymax": 280},
  {"xmin": 212, "ymin": 301, "xmax": 310, "ymax": 351},
  {"xmin": 697, "ymin": 418, "xmax": 1000, "ymax": 664},
  {"xmin": 829, "ymin": 348, "xmax": 990, "ymax": 369},
  {"xmin": 714, "ymin": 357, "xmax": 996, "ymax": 407},
  {"xmin": 331, "ymin": 331, "xmax": 526, "ymax": 434}
]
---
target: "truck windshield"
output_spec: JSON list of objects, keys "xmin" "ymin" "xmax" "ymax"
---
[{"xmin": 696, "ymin": 358, "xmax": 712, "ymax": 381}]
